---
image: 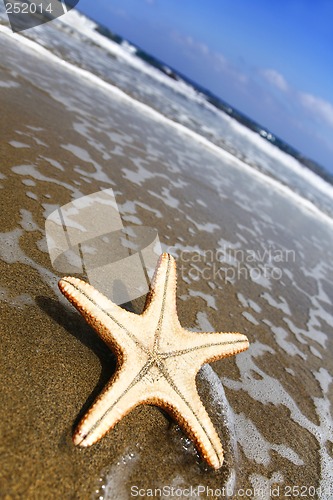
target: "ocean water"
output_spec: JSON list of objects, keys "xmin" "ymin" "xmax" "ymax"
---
[
  {"xmin": 1, "ymin": 5, "xmax": 333, "ymax": 499},
  {"xmin": 0, "ymin": 6, "xmax": 333, "ymax": 223}
]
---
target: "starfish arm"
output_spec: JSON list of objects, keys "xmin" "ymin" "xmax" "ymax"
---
[
  {"xmin": 143, "ymin": 253, "xmax": 179, "ymax": 325},
  {"xmin": 73, "ymin": 360, "xmax": 153, "ymax": 447},
  {"xmin": 161, "ymin": 329, "xmax": 249, "ymax": 371},
  {"xmin": 154, "ymin": 376, "xmax": 224, "ymax": 469},
  {"xmin": 58, "ymin": 277, "xmax": 148, "ymax": 355}
]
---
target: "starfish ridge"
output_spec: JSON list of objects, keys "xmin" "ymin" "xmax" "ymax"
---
[{"xmin": 58, "ymin": 253, "xmax": 249, "ymax": 469}]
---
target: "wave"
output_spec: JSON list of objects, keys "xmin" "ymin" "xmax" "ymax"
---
[{"xmin": 1, "ymin": 5, "xmax": 333, "ymax": 222}]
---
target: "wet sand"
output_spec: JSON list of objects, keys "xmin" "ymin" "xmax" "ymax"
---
[{"xmin": 1, "ymin": 29, "xmax": 333, "ymax": 499}]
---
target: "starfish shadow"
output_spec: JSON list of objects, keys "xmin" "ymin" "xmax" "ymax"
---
[
  {"xmin": 36, "ymin": 296, "xmax": 118, "ymax": 427},
  {"xmin": 110, "ymin": 279, "xmax": 146, "ymax": 314}
]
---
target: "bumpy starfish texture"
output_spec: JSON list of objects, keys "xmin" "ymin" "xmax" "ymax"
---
[{"xmin": 58, "ymin": 253, "xmax": 249, "ymax": 469}]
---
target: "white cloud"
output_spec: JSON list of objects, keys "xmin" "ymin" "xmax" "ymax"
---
[
  {"xmin": 178, "ymin": 35, "xmax": 210, "ymax": 57},
  {"xmin": 261, "ymin": 69, "xmax": 289, "ymax": 92},
  {"xmin": 299, "ymin": 93, "xmax": 333, "ymax": 128},
  {"xmin": 172, "ymin": 32, "xmax": 247, "ymax": 84},
  {"xmin": 171, "ymin": 35, "xmax": 333, "ymax": 134},
  {"xmin": 260, "ymin": 69, "xmax": 333, "ymax": 130}
]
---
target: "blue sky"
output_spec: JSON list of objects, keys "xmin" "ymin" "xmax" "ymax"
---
[{"xmin": 77, "ymin": 0, "xmax": 333, "ymax": 173}]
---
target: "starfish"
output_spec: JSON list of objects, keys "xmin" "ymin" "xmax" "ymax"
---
[{"xmin": 58, "ymin": 253, "xmax": 249, "ymax": 469}]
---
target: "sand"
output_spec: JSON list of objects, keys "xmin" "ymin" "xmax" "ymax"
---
[{"xmin": 1, "ymin": 29, "xmax": 333, "ymax": 499}]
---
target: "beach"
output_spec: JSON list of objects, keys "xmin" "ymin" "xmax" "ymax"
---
[{"xmin": 1, "ymin": 19, "xmax": 333, "ymax": 500}]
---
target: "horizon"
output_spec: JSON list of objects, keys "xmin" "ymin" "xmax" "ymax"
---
[{"xmin": 76, "ymin": 0, "xmax": 333, "ymax": 175}]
